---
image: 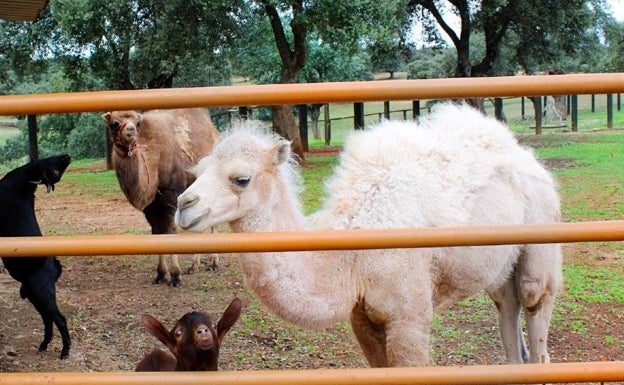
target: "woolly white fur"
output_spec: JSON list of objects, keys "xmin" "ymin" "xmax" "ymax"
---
[{"xmin": 176, "ymin": 103, "xmax": 562, "ymax": 367}]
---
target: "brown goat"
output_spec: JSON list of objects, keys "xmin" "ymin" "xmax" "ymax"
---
[
  {"xmin": 102, "ymin": 108, "xmax": 219, "ymax": 286},
  {"xmin": 135, "ymin": 298, "xmax": 242, "ymax": 371}
]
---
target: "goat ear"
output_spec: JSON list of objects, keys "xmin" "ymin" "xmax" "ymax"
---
[
  {"xmin": 216, "ymin": 298, "xmax": 242, "ymax": 345},
  {"xmin": 140, "ymin": 314, "xmax": 176, "ymax": 352},
  {"xmin": 102, "ymin": 112, "xmax": 112, "ymax": 124}
]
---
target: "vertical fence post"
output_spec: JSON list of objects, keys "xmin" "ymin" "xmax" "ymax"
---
[
  {"xmin": 412, "ymin": 100, "xmax": 420, "ymax": 119},
  {"xmin": 27, "ymin": 114, "xmax": 39, "ymax": 162},
  {"xmin": 238, "ymin": 106, "xmax": 251, "ymax": 119},
  {"xmin": 591, "ymin": 94, "xmax": 596, "ymax": 112},
  {"xmin": 354, "ymin": 102, "xmax": 364, "ymax": 130},
  {"xmin": 298, "ymin": 105, "xmax": 309, "ymax": 152},
  {"xmin": 534, "ymin": 96, "xmax": 542, "ymax": 135},
  {"xmin": 607, "ymin": 94, "xmax": 613, "ymax": 129},
  {"xmin": 521, "ymin": 96, "xmax": 525, "ymax": 120},
  {"xmin": 571, "ymin": 94, "xmax": 578, "ymax": 132},
  {"xmin": 383, "ymin": 101, "xmax": 390, "ymax": 119},
  {"xmin": 494, "ymin": 98, "xmax": 503, "ymax": 121},
  {"xmin": 323, "ymin": 104, "xmax": 331, "ymax": 146}
]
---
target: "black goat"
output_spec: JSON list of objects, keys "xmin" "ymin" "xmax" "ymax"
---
[
  {"xmin": 136, "ymin": 298, "xmax": 242, "ymax": 371},
  {"xmin": 0, "ymin": 154, "xmax": 72, "ymax": 359}
]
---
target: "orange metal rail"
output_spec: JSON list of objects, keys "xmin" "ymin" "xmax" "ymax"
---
[
  {"xmin": 1, "ymin": 361, "xmax": 624, "ymax": 385},
  {"xmin": 0, "ymin": 221, "xmax": 623, "ymax": 257},
  {"xmin": 0, "ymin": 73, "xmax": 623, "ymax": 115}
]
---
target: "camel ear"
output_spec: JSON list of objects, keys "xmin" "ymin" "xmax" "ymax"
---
[
  {"xmin": 216, "ymin": 298, "xmax": 242, "ymax": 345},
  {"xmin": 140, "ymin": 314, "xmax": 176, "ymax": 353},
  {"xmin": 272, "ymin": 140, "xmax": 291, "ymax": 166},
  {"xmin": 102, "ymin": 112, "xmax": 112, "ymax": 124}
]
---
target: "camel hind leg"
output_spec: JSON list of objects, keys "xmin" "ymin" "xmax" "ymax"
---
[
  {"xmin": 488, "ymin": 277, "xmax": 529, "ymax": 363},
  {"xmin": 516, "ymin": 243, "xmax": 562, "ymax": 363},
  {"xmin": 350, "ymin": 301, "xmax": 388, "ymax": 367}
]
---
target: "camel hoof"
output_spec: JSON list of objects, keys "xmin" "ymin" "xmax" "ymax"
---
[
  {"xmin": 169, "ymin": 275, "xmax": 182, "ymax": 287},
  {"xmin": 186, "ymin": 265, "xmax": 200, "ymax": 275},
  {"xmin": 153, "ymin": 273, "xmax": 168, "ymax": 285}
]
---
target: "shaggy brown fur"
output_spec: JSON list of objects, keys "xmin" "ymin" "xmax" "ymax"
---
[{"xmin": 102, "ymin": 108, "xmax": 219, "ymax": 286}]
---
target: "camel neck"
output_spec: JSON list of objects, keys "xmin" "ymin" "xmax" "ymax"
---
[{"xmin": 230, "ymin": 172, "xmax": 354, "ymax": 329}]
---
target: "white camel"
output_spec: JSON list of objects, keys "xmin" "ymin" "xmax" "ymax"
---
[{"xmin": 175, "ymin": 103, "xmax": 562, "ymax": 367}]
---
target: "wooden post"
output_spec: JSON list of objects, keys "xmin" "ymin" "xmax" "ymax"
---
[
  {"xmin": 571, "ymin": 94, "xmax": 578, "ymax": 132},
  {"xmin": 354, "ymin": 102, "xmax": 364, "ymax": 130},
  {"xmin": 238, "ymin": 106, "xmax": 251, "ymax": 119},
  {"xmin": 494, "ymin": 98, "xmax": 503, "ymax": 121},
  {"xmin": 383, "ymin": 101, "xmax": 390, "ymax": 119},
  {"xmin": 412, "ymin": 100, "xmax": 420, "ymax": 119},
  {"xmin": 27, "ymin": 114, "xmax": 39, "ymax": 162},
  {"xmin": 298, "ymin": 104, "xmax": 308, "ymax": 152},
  {"xmin": 521, "ymin": 96, "xmax": 525, "ymax": 120},
  {"xmin": 607, "ymin": 94, "xmax": 613, "ymax": 129},
  {"xmin": 323, "ymin": 104, "xmax": 331, "ymax": 146},
  {"xmin": 591, "ymin": 94, "xmax": 595, "ymax": 112},
  {"xmin": 534, "ymin": 96, "xmax": 542, "ymax": 135}
]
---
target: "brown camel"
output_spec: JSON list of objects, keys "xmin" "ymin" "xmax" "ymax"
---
[{"xmin": 103, "ymin": 108, "xmax": 219, "ymax": 286}]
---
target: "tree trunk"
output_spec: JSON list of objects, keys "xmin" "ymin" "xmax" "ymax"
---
[
  {"xmin": 262, "ymin": 0, "xmax": 307, "ymax": 162},
  {"xmin": 272, "ymin": 105, "xmax": 305, "ymax": 161}
]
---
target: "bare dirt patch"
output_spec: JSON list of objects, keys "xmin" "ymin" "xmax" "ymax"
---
[{"xmin": 1, "ymin": 151, "xmax": 623, "ymax": 376}]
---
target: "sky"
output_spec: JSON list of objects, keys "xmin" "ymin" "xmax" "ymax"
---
[{"xmin": 608, "ymin": 0, "xmax": 624, "ymax": 21}]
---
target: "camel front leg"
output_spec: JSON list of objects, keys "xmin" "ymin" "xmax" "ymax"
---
[
  {"xmin": 168, "ymin": 254, "xmax": 182, "ymax": 287},
  {"xmin": 154, "ymin": 254, "xmax": 169, "ymax": 284},
  {"xmin": 154, "ymin": 254, "xmax": 182, "ymax": 286},
  {"xmin": 384, "ymin": 317, "xmax": 432, "ymax": 367}
]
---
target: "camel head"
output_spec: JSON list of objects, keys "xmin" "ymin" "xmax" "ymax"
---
[
  {"xmin": 175, "ymin": 124, "xmax": 292, "ymax": 233},
  {"xmin": 102, "ymin": 110, "xmax": 142, "ymax": 155}
]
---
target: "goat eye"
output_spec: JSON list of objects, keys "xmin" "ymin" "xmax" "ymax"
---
[{"xmin": 232, "ymin": 175, "xmax": 251, "ymax": 188}]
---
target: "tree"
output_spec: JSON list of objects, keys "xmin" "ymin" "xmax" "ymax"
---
[
  {"xmin": 407, "ymin": 0, "xmax": 609, "ymax": 120},
  {"xmin": 50, "ymin": 0, "xmax": 243, "ymax": 90},
  {"xmin": 242, "ymin": 0, "xmax": 408, "ymax": 160},
  {"xmin": 407, "ymin": 0, "xmax": 608, "ymax": 78}
]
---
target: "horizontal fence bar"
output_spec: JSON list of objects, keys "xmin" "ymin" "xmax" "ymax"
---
[
  {"xmin": 1, "ymin": 73, "xmax": 623, "ymax": 116},
  {"xmin": 1, "ymin": 361, "xmax": 624, "ymax": 385},
  {"xmin": 1, "ymin": 221, "xmax": 623, "ymax": 257}
]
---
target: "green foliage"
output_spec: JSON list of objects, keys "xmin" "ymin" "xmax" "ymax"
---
[
  {"xmin": 49, "ymin": 0, "xmax": 244, "ymax": 90},
  {"xmin": 67, "ymin": 113, "xmax": 107, "ymax": 159},
  {"xmin": 408, "ymin": 0, "xmax": 611, "ymax": 76},
  {"xmin": 406, "ymin": 47, "xmax": 454, "ymax": 79}
]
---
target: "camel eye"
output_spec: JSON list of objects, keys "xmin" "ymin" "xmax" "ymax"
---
[
  {"xmin": 232, "ymin": 175, "xmax": 251, "ymax": 188},
  {"xmin": 111, "ymin": 121, "xmax": 119, "ymax": 130}
]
